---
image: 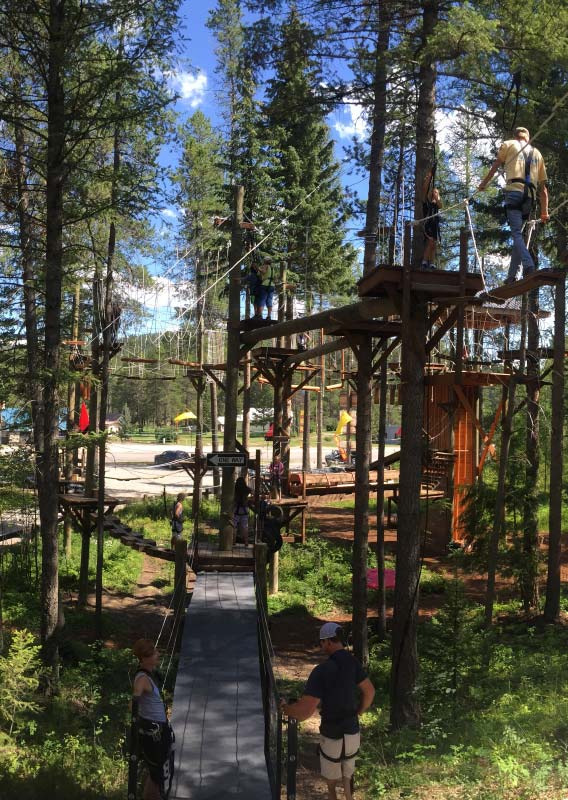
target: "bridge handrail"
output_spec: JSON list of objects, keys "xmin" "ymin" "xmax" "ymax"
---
[{"xmin": 255, "ymin": 578, "xmax": 299, "ymax": 800}]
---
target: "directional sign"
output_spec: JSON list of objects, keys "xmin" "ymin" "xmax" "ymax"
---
[{"xmin": 206, "ymin": 452, "xmax": 247, "ymax": 469}]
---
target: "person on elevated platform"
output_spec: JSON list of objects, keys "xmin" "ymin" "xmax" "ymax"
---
[
  {"xmin": 478, "ymin": 126, "xmax": 549, "ymax": 283},
  {"xmin": 269, "ymin": 452, "xmax": 285, "ymax": 499},
  {"xmin": 132, "ymin": 639, "xmax": 174, "ymax": 800},
  {"xmin": 281, "ymin": 622, "xmax": 375, "ymax": 800},
  {"xmin": 421, "ymin": 164, "xmax": 442, "ymax": 270},
  {"xmin": 297, "ymin": 331, "xmax": 311, "ymax": 351},
  {"xmin": 253, "ymin": 256, "xmax": 276, "ymax": 320}
]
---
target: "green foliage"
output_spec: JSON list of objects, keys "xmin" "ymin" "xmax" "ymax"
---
[
  {"xmin": 0, "ymin": 643, "xmax": 132, "ymax": 798},
  {"xmin": 268, "ymin": 535, "xmax": 354, "ymax": 615},
  {"xmin": 0, "ymin": 629, "xmax": 41, "ymax": 739},
  {"xmin": 60, "ymin": 530, "xmax": 143, "ymax": 594}
]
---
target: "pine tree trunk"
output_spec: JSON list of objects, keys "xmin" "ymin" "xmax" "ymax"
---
[
  {"xmin": 391, "ymin": 0, "xmax": 438, "ymax": 728},
  {"xmin": 39, "ymin": 0, "xmax": 66, "ymax": 670},
  {"xmin": 219, "ymin": 186, "xmax": 244, "ymax": 550},
  {"xmin": 362, "ymin": 1, "xmax": 391, "ymax": 274}
]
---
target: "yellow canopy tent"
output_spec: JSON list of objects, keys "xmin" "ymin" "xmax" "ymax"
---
[{"xmin": 173, "ymin": 411, "xmax": 197, "ymax": 423}]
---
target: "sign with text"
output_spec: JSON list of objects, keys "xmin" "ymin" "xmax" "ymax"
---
[{"xmin": 206, "ymin": 452, "xmax": 247, "ymax": 469}]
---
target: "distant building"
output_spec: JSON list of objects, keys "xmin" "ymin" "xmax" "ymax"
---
[{"xmin": 105, "ymin": 413, "xmax": 124, "ymax": 434}]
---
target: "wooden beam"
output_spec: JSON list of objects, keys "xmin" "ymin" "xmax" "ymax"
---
[
  {"xmin": 284, "ymin": 336, "xmax": 349, "ymax": 367},
  {"xmin": 240, "ymin": 298, "xmax": 394, "ymax": 346}
]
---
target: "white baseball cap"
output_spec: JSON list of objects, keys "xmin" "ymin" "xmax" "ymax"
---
[{"xmin": 319, "ymin": 622, "xmax": 342, "ymax": 640}]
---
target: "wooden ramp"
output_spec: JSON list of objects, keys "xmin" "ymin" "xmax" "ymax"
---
[{"xmin": 170, "ymin": 573, "xmax": 271, "ymax": 800}]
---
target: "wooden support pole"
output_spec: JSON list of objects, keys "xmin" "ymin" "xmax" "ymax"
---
[
  {"xmin": 544, "ymin": 274, "xmax": 565, "ymax": 621},
  {"xmin": 455, "ymin": 228, "xmax": 468, "ymax": 383},
  {"xmin": 375, "ymin": 356, "xmax": 388, "ymax": 641},
  {"xmin": 173, "ymin": 537, "xmax": 187, "ymax": 615},
  {"xmin": 255, "ymin": 541, "xmax": 268, "ymax": 607}
]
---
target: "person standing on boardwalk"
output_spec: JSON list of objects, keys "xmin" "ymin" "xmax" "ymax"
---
[
  {"xmin": 233, "ymin": 475, "xmax": 252, "ymax": 546},
  {"xmin": 170, "ymin": 492, "xmax": 185, "ymax": 549},
  {"xmin": 280, "ymin": 623, "xmax": 375, "ymax": 800},
  {"xmin": 132, "ymin": 639, "xmax": 174, "ymax": 800},
  {"xmin": 478, "ymin": 126, "xmax": 549, "ymax": 283}
]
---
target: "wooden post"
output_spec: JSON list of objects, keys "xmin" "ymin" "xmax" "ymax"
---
[
  {"xmin": 192, "ymin": 452, "xmax": 202, "ymax": 539},
  {"xmin": 301, "ymin": 470, "xmax": 307, "ymax": 544},
  {"xmin": 302, "ymin": 390, "xmax": 310, "ymax": 472},
  {"xmin": 173, "ymin": 537, "xmax": 187, "ymax": 613},
  {"xmin": 455, "ymin": 228, "xmax": 468, "ymax": 382},
  {"xmin": 375, "ymin": 355, "xmax": 387, "ymax": 641},
  {"xmin": 316, "ymin": 325, "xmax": 325, "ymax": 469},
  {"xmin": 351, "ymin": 334, "xmax": 372, "ymax": 667},
  {"xmin": 269, "ymin": 550, "xmax": 279, "ymax": 596},
  {"xmin": 544, "ymin": 274, "xmax": 565, "ymax": 621},
  {"xmin": 220, "ymin": 186, "xmax": 244, "ymax": 550},
  {"xmin": 210, "ymin": 381, "xmax": 220, "ymax": 496},
  {"xmin": 255, "ymin": 541, "xmax": 268, "ymax": 608}
]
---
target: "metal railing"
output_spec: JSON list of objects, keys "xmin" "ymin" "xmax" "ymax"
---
[{"xmin": 255, "ymin": 579, "xmax": 298, "ymax": 800}]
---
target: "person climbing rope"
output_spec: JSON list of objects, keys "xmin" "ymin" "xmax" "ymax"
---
[
  {"xmin": 421, "ymin": 163, "xmax": 442, "ymax": 269},
  {"xmin": 477, "ymin": 126, "xmax": 549, "ymax": 283},
  {"xmin": 132, "ymin": 639, "xmax": 175, "ymax": 800},
  {"xmin": 170, "ymin": 493, "xmax": 185, "ymax": 550},
  {"xmin": 254, "ymin": 256, "xmax": 276, "ymax": 320},
  {"xmin": 280, "ymin": 622, "xmax": 375, "ymax": 800}
]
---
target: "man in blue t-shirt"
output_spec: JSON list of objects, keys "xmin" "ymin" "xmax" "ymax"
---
[{"xmin": 281, "ymin": 622, "xmax": 375, "ymax": 800}]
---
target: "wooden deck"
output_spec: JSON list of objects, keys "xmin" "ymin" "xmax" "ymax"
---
[
  {"xmin": 169, "ymin": 573, "xmax": 271, "ymax": 800},
  {"xmin": 357, "ymin": 264, "xmax": 484, "ymax": 300},
  {"xmin": 195, "ymin": 536, "xmax": 255, "ymax": 572}
]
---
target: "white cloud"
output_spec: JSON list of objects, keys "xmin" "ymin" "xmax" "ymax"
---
[
  {"xmin": 169, "ymin": 70, "xmax": 208, "ymax": 108},
  {"xmin": 161, "ymin": 208, "xmax": 178, "ymax": 219},
  {"xmin": 334, "ymin": 104, "xmax": 368, "ymax": 140}
]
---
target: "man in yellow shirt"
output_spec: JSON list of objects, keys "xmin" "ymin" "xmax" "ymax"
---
[{"xmin": 478, "ymin": 126, "xmax": 549, "ymax": 283}]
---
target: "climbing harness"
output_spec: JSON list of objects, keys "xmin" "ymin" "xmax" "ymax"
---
[{"xmin": 504, "ymin": 143, "xmax": 535, "ymax": 218}]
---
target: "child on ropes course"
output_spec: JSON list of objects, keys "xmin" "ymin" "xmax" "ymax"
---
[{"xmin": 132, "ymin": 639, "xmax": 174, "ymax": 800}]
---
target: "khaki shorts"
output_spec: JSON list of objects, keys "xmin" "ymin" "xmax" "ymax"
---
[{"xmin": 318, "ymin": 732, "xmax": 360, "ymax": 781}]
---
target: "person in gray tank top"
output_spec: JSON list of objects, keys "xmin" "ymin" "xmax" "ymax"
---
[{"xmin": 132, "ymin": 639, "xmax": 174, "ymax": 799}]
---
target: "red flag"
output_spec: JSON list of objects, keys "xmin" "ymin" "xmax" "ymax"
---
[{"xmin": 79, "ymin": 401, "xmax": 90, "ymax": 433}]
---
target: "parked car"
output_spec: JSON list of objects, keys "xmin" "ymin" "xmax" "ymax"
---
[{"xmin": 154, "ymin": 450, "xmax": 190, "ymax": 468}]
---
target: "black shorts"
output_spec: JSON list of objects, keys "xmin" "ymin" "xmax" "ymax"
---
[{"xmin": 138, "ymin": 718, "xmax": 173, "ymax": 788}]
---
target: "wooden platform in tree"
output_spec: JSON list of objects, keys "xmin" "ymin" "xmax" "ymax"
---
[
  {"xmin": 357, "ymin": 265, "xmax": 484, "ymax": 300},
  {"xmin": 195, "ymin": 537, "xmax": 255, "ymax": 572},
  {"xmin": 324, "ymin": 319, "xmax": 402, "ymax": 337},
  {"xmin": 484, "ymin": 269, "xmax": 565, "ymax": 301},
  {"xmin": 435, "ymin": 303, "xmax": 551, "ymax": 331},
  {"xmin": 425, "ymin": 371, "xmax": 511, "ymax": 387},
  {"xmin": 251, "ymin": 346, "xmax": 320, "ymax": 369},
  {"xmin": 239, "ymin": 316, "xmax": 278, "ymax": 332}
]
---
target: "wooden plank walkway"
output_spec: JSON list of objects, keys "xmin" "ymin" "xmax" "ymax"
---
[{"xmin": 170, "ymin": 573, "xmax": 271, "ymax": 800}]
